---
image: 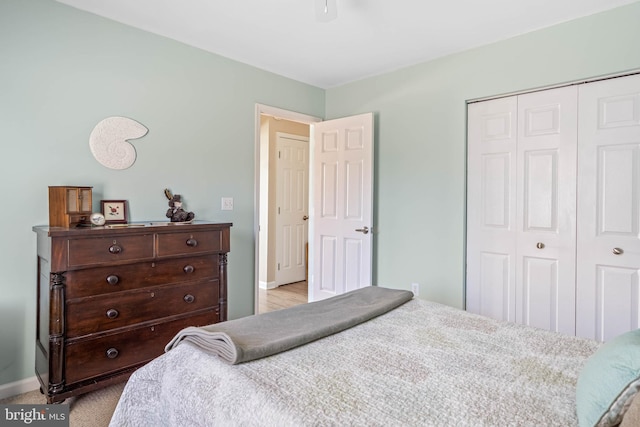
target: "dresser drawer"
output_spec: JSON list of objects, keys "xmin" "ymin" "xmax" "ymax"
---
[
  {"xmin": 66, "ymin": 281, "xmax": 219, "ymax": 338},
  {"xmin": 156, "ymin": 230, "xmax": 222, "ymax": 257},
  {"xmin": 68, "ymin": 234, "xmax": 154, "ymax": 267},
  {"xmin": 65, "ymin": 255, "xmax": 219, "ymax": 299},
  {"xmin": 64, "ymin": 310, "xmax": 219, "ymax": 384}
]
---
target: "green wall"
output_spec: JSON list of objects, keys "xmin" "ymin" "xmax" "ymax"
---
[
  {"xmin": 326, "ymin": 2, "xmax": 640, "ymax": 309},
  {"xmin": 0, "ymin": 0, "xmax": 324, "ymax": 387},
  {"xmin": 1, "ymin": 0, "xmax": 639, "ymax": 389}
]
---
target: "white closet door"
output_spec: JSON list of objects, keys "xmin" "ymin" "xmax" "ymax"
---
[
  {"xmin": 515, "ymin": 86, "xmax": 577, "ymax": 335},
  {"xmin": 577, "ymin": 74, "xmax": 640, "ymax": 342},
  {"xmin": 466, "ymin": 96, "xmax": 518, "ymax": 322}
]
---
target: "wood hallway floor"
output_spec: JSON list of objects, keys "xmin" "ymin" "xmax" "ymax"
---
[{"xmin": 259, "ymin": 281, "xmax": 308, "ymax": 313}]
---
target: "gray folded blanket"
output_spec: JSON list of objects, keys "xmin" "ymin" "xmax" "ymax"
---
[{"xmin": 165, "ymin": 286, "xmax": 414, "ymax": 364}]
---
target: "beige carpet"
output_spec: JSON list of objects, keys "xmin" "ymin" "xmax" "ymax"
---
[{"xmin": 0, "ymin": 382, "xmax": 125, "ymax": 427}]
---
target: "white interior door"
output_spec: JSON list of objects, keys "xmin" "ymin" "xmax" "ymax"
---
[
  {"xmin": 466, "ymin": 96, "xmax": 518, "ymax": 321},
  {"xmin": 576, "ymin": 73, "xmax": 640, "ymax": 341},
  {"xmin": 515, "ymin": 86, "xmax": 577, "ymax": 335},
  {"xmin": 275, "ymin": 133, "xmax": 310, "ymax": 286},
  {"xmin": 310, "ymin": 113, "xmax": 374, "ymax": 301}
]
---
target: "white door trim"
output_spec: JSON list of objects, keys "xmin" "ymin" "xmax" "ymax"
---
[
  {"xmin": 254, "ymin": 104, "xmax": 322, "ymax": 314},
  {"xmin": 467, "ymin": 69, "xmax": 640, "ymax": 104}
]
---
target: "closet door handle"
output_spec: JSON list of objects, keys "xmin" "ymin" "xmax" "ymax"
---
[
  {"xmin": 613, "ymin": 247, "xmax": 624, "ymax": 255},
  {"xmin": 536, "ymin": 242, "xmax": 545, "ymax": 249},
  {"xmin": 355, "ymin": 226, "xmax": 369, "ymax": 234}
]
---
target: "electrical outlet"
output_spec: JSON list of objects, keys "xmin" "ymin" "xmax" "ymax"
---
[
  {"xmin": 221, "ymin": 197, "xmax": 233, "ymax": 211},
  {"xmin": 411, "ymin": 283, "xmax": 419, "ymax": 296}
]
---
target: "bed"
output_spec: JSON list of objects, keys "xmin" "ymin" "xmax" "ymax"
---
[{"xmin": 109, "ymin": 287, "xmax": 640, "ymax": 427}]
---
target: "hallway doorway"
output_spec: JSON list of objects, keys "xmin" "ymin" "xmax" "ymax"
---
[{"xmin": 254, "ymin": 104, "xmax": 322, "ymax": 314}]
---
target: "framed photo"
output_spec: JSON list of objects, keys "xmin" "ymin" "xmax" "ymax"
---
[{"xmin": 101, "ymin": 200, "xmax": 128, "ymax": 224}]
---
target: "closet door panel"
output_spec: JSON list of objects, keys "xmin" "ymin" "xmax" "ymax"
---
[
  {"xmin": 523, "ymin": 150, "xmax": 558, "ymax": 230},
  {"xmin": 478, "ymin": 252, "xmax": 512, "ymax": 320},
  {"xmin": 577, "ymin": 73, "xmax": 640, "ymax": 341},
  {"xmin": 599, "ymin": 145, "xmax": 638, "ymax": 233},
  {"xmin": 521, "ymin": 257, "xmax": 559, "ymax": 331},
  {"xmin": 593, "ymin": 266, "xmax": 639, "ymax": 341},
  {"xmin": 516, "ymin": 86, "xmax": 577, "ymax": 335},
  {"xmin": 466, "ymin": 97, "xmax": 517, "ymax": 321}
]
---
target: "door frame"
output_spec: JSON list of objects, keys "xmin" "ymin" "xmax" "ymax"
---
[{"xmin": 254, "ymin": 104, "xmax": 322, "ymax": 314}]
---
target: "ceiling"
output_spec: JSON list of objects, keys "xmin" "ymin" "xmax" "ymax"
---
[{"xmin": 56, "ymin": 0, "xmax": 637, "ymax": 89}]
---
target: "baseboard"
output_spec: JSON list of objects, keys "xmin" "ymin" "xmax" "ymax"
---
[
  {"xmin": 259, "ymin": 281, "xmax": 278, "ymax": 290},
  {"xmin": 0, "ymin": 376, "xmax": 40, "ymax": 400}
]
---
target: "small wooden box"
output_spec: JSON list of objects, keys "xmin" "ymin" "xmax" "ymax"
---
[{"xmin": 48, "ymin": 186, "xmax": 93, "ymax": 227}]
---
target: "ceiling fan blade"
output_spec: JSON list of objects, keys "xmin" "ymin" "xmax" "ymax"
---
[{"xmin": 315, "ymin": 0, "xmax": 337, "ymax": 23}]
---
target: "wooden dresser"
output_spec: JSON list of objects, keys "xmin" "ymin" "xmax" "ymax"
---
[{"xmin": 33, "ymin": 221, "xmax": 231, "ymax": 403}]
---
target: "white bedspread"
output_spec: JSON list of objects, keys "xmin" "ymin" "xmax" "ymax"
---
[{"xmin": 109, "ymin": 299, "xmax": 599, "ymax": 426}]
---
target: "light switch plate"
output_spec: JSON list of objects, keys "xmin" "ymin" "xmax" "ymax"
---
[{"xmin": 221, "ymin": 197, "xmax": 233, "ymax": 211}]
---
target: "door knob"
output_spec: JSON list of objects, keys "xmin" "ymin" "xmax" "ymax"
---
[
  {"xmin": 536, "ymin": 242, "xmax": 545, "ymax": 249},
  {"xmin": 302, "ymin": 215, "xmax": 309, "ymax": 220},
  {"xmin": 355, "ymin": 226, "xmax": 369, "ymax": 234},
  {"xmin": 613, "ymin": 247, "xmax": 624, "ymax": 255}
]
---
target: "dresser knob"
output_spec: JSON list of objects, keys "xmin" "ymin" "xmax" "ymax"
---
[
  {"xmin": 183, "ymin": 294, "xmax": 195, "ymax": 304},
  {"xmin": 106, "ymin": 309, "xmax": 119, "ymax": 319},
  {"xmin": 613, "ymin": 247, "xmax": 624, "ymax": 255},
  {"xmin": 106, "ymin": 275, "xmax": 119, "ymax": 285},
  {"xmin": 183, "ymin": 265, "xmax": 195, "ymax": 274},
  {"xmin": 106, "ymin": 348, "xmax": 119, "ymax": 359},
  {"xmin": 186, "ymin": 238, "xmax": 198, "ymax": 247},
  {"xmin": 108, "ymin": 244, "xmax": 122, "ymax": 254}
]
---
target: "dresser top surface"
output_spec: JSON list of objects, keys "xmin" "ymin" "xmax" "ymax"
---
[{"xmin": 33, "ymin": 221, "xmax": 233, "ymax": 237}]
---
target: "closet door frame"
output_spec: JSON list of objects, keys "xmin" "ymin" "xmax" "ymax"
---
[{"xmin": 466, "ymin": 70, "xmax": 640, "ymax": 341}]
